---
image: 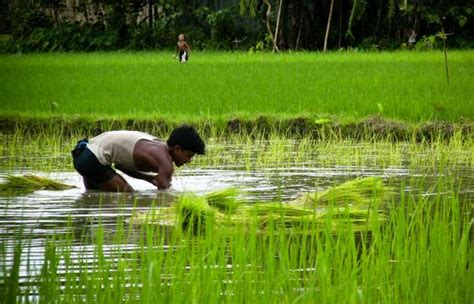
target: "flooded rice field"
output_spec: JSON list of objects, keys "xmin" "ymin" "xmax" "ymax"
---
[{"xmin": 1, "ymin": 139, "xmax": 472, "ymax": 301}]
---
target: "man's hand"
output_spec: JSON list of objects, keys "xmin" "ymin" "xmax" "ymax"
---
[
  {"xmin": 116, "ymin": 166, "xmax": 162, "ymax": 188},
  {"xmin": 151, "ymin": 174, "xmax": 171, "ymax": 190},
  {"xmin": 149, "ymin": 176, "xmax": 159, "ymax": 187}
]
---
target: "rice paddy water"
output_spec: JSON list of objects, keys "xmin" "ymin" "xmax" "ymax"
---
[{"xmin": 0, "ymin": 134, "xmax": 472, "ymax": 302}]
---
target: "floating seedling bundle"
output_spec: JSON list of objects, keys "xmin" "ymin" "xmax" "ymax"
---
[
  {"xmin": 133, "ymin": 177, "xmax": 392, "ymax": 235},
  {"xmin": 288, "ymin": 176, "xmax": 391, "ymax": 207},
  {"xmin": 0, "ymin": 174, "xmax": 75, "ymax": 196}
]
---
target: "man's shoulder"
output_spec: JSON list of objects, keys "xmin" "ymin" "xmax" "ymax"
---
[
  {"xmin": 135, "ymin": 139, "xmax": 166, "ymax": 152},
  {"xmin": 133, "ymin": 140, "xmax": 172, "ymax": 171}
]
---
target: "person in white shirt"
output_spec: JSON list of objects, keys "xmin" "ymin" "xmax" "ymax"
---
[{"xmin": 71, "ymin": 125, "xmax": 205, "ymax": 192}]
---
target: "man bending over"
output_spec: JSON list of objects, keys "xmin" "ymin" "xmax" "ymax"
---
[{"xmin": 71, "ymin": 125, "xmax": 205, "ymax": 192}]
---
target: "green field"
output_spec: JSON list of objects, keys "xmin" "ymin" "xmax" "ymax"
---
[{"xmin": 1, "ymin": 51, "xmax": 473, "ymax": 122}]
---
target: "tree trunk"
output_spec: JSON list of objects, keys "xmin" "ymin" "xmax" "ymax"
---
[
  {"xmin": 274, "ymin": 0, "xmax": 283, "ymax": 50},
  {"xmin": 263, "ymin": 0, "xmax": 279, "ymax": 52},
  {"xmin": 148, "ymin": 0, "xmax": 153, "ymax": 27},
  {"xmin": 295, "ymin": 13, "xmax": 303, "ymax": 50},
  {"xmin": 323, "ymin": 0, "xmax": 334, "ymax": 52},
  {"xmin": 84, "ymin": 5, "xmax": 89, "ymax": 24},
  {"xmin": 53, "ymin": 7, "xmax": 59, "ymax": 27},
  {"xmin": 338, "ymin": 0, "xmax": 342, "ymax": 48}
]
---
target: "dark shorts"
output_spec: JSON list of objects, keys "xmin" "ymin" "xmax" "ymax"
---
[
  {"xmin": 178, "ymin": 50, "xmax": 188, "ymax": 62},
  {"xmin": 71, "ymin": 139, "xmax": 116, "ymax": 184}
]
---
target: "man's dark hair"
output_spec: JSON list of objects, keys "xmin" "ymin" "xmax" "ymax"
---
[{"xmin": 167, "ymin": 125, "xmax": 205, "ymax": 155}]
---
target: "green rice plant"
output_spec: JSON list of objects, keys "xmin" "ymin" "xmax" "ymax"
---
[
  {"xmin": 203, "ymin": 187, "xmax": 241, "ymax": 212},
  {"xmin": 191, "ymin": 132, "xmax": 472, "ymax": 173},
  {"xmin": 0, "ymin": 51, "xmax": 472, "ymax": 122},
  {"xmin": 0, "ymin": 128, "xmax": 83, "ymax": 171},
  {"xmin": 176, "ymin": 195, "xmax": 217, "ymax": 236},
  {"xmin": 2, "ymin": 240, "xmax": 22, "ymax": 303},
  {"xmin": 0, "ymin": 126, "xmax": 471, "ymax": 174},
  {"xmin": 290, "ymin": 176, "xmax": 392, "ymax": 208},
  {"xmin": 134, "ymin": 177, "xmax": 391, "ymax": 237},
  {"xmin": 0, "ymin": 174, "xmax": 75, "ymax": 196}
]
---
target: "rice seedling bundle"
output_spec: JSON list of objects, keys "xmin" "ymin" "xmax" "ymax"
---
[
  {"xmin": 289, "ymin": 176, "xmax": 391, "ymax": 208},
  {"xmin": 0, "ymin": 174, "xmax": 75, "ymax": 196},
  {"xmin": 176, "ymin": 195, "xmax": 217, "ymax": 234},
  {"xmin": 203, "ymin": 187, "xmax": 241, "ymax": 212},
  {"xmin": 134, "ymin": 177, "xmax": 390, "ymax": 235}
]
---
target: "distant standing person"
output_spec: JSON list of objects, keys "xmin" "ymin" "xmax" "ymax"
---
[
  {"xmin": 174, "ymin": 33, "xmax": 191, "ymax": 63},
  {"xmin": 71, "ymin": 125, "xmax": 205, "ymax": 192}
]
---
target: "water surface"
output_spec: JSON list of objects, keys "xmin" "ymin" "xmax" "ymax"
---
[{"xmin": 1, "ymin": 141, "xmax": 472, "ymax": 295}]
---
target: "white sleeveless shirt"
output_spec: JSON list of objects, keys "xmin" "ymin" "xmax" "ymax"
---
[{"xmin": 87, "ymin": 131, "xmax": 161, "ymax": 171}]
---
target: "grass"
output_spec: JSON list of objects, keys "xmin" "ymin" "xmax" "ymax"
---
[{"xmin": 0, "ymin": 51, "xmax": 473, "ymax": 123}]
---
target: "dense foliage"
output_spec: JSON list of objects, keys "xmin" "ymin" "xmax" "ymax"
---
[{"xmin": 0, "ymin": 0, "xmax": 472, "ymax": 52}]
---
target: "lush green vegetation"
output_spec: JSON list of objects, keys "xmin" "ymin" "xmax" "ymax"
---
[
  {"xmin": 1, "ymin": 51, "xmax": 473, "ymax": 123},
  {"xmin": 2, "ymin": 0, "xmax": 473, "ymax": 52}
]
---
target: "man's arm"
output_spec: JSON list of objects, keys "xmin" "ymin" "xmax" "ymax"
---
[
  {"xmin": 117, "ymin": 165, "xmax": 172, "ymax": 190},
  {"xmin": 130, "ymin": 143, "xmax": 175, "ymax": 190},
  {"xmin": 151, "ymin": 169, "xmax": 171, "ymax": 189},
  {"xmin": 115, "ymin": 166, "xmax": 156, "ymax": 185},
  {"xmin": 149, "ymin": 152, "xmax": 173, "ymax": 189}
]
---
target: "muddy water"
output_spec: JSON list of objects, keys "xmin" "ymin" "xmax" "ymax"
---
[{"xmin": 1, "ymin": 143, "xmax": 473, "ymax": 294}]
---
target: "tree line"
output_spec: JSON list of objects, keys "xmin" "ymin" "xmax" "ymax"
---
[{"xmin": 0, "ymin": 0, "xmax": 472, "ymax": 52}]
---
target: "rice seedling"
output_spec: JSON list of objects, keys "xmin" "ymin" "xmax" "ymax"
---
[
  {"xmin": 203, "ymin": 187, "xmax": 241, "ymax": 212},
  {"xmin": 134, "ymin": 177, "xmax": 390, "ymax": 237},
  {"xmin": 0, "ymin": 51, "xmax": 472, "ymax": 122},
  {"xmin": 176, "ymin": 195, "xmax": 217, "ymax": 235},
  {"xmin": 0, "ymin": 174, "xmax": 75, "ymax": 196},
  {"xmin": 0, "ymin": 122, "xmax": 471, "ymax": 175},
  {"xmin": 289, "ymin": 176, "xmax": 392, "ymax": 208}
]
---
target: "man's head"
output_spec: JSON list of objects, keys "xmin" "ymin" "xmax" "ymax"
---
[{"xmin": 167, "ymin": 125, "xmax": 205, "ymax": 167}]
